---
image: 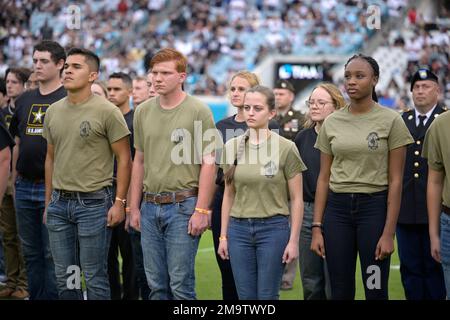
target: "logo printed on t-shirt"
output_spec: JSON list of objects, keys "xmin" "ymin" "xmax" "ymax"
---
[
  {"xmin": 262, "ymin": 161, "xmax": 278, "ymax": 178},
  {"xmin": 79, "ymin": 121, "xmax": 91, "ymax": 138},
  {"xmin": 367, "ymin": 132, "xmax": 379, "ymax": 150},
  {"xmin": 26, "ymin": 104, "xmax": 48, "ymax": 136},
  {"xmin": 4, "ymin": 114, "xmax": 12, "ymax": 128}
]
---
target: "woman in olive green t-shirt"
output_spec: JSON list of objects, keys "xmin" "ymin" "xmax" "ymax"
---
[
  {"xmin": 218, "ymin": 85, "xmax": 306, "ymax": 300},
  {"xmin": 311, "ymin": 54, "xmax": 413, "ymax": 300}
]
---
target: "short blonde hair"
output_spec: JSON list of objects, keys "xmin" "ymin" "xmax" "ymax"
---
[{"xmin": 229, "ymin": 71, "xmax": 260, "ymax": 89}]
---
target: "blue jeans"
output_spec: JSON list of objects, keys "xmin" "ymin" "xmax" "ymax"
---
[
  {"xmin": 323, "ymin": 191, "xmax": 390, "ymax": 300},
  {"xmin": 140, "ymin": 196, "xmax": 199, "ymax": 300},
  {"xmin": 441, "ymin": 213, "xmax": 450, "ymax": 299},
  {"xmin": 228, "ymin": 215, "xmax": 289, "ymax": 300},
  {"xmin": 299, "ymin": 202, "xmax": 331, "ymax": 300},
  {"xmin": 46, "ymin": 188, "xmax": 113, "ymax": 300},
  {"xmin": 15, "ymin": 177, "xmax": 58, "ymax": 300}
]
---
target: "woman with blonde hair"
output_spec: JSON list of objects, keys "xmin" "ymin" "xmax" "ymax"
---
[
  {"xmin": 91, "ymin": 80, "xmax": 108, "ymax": 98},
  {"xmin": 311, "ymin": 54, "xmax": 413, "ymax": 299},
  {"xmin": 294, "ymin": 82, "xmax": 345, "ymax": 299}
]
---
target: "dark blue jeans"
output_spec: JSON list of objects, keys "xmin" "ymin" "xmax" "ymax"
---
[
  {"xmin": 46, "ymin": 188, "xmax": 113, "ymax": 300},
  {"xmin": 323, "ymin": 190, "xmax": 390, "ymax": 300},
  {"xmin": 228, "ymin": 215, "xmax": 289, "ymax": 300},
  {"xmin": 397, "ymin": 223, "xmax": 446, "ymax": 300},
  {"xmin": 129, "ymin": 228, "xmax": 151, "ymax": 300},
  {"xmin": 15, "ymin": 177, "xmax": 58, "ymax": 300},
  {"xmin": 440, "ymin": 212, "xmax": 450, "ymax": 298}
]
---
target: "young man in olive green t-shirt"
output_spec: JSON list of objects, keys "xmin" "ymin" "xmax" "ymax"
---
[
  {"xmin": 422, "ymin": 110, "xmax": 450, "ymax": 297},
  {"xmin": 129, "ymin": 48, "xmax": 217, "ymax": 300},
  {"xmin": 43, "ymin": 48, "xmax": 131, "ymax": 300}
]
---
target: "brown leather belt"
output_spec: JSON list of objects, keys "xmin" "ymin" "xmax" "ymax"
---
[
  {"xmin": 443, "ymin": 205, "xmax": 450, "ymax": 215},
  {"xmin": 144, "ymin": 188, "xmax": 198, "ymax": 204}
]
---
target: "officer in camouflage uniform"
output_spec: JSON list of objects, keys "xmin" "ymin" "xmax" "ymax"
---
[{"xmin": 273, "ymin": 79, "xmax": 305, "ymax": 142}]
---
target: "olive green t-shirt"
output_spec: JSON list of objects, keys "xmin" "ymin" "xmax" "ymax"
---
[
  {"xmin": 134, "ymin": 95, "xmax": 218, "ymax": 193},
  {"xmin": 422, "ymin": 111, "xmax": 450, "ymax": 207},
  {"xmin": 315, "ymin": 103, "xmax": 414, "ymax": 193},
  {"xmin": 221, "ymin": 133, "xmax": 306, "ymax": 218},
  {"xmin": 43, "ymin": 94, "xmax": 130, "ymax": 192}
]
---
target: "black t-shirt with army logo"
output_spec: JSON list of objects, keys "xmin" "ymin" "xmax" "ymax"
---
[{"xmin": 9, "ymin": 86, "xmax": 66, "ymax": 180}]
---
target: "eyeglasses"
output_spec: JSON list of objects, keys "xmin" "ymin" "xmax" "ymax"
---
[{"xmin": 305, "ymin": 100, "xmax": 334, "ymax": 108}]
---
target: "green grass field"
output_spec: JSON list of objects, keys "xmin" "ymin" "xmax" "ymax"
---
[{"xmin": 195, "ymin": 230, "xmax": 406, "ymax": 300}]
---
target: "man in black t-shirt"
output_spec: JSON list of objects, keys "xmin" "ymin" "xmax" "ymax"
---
[
  {"xmin": 106, "ymin": 72, "xmax": 138, "ymax": 300},
  {"xmin": 8, "ymin": 40, "xmax": 66, "ymax": 300}
]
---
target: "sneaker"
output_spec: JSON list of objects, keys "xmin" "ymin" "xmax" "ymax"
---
[
  {"xmin": 11, "ymin": 288, "xmax": 29, "ymax": 299},
  {"xmin": 0, "ymin": 287, "xmax": 14, "ymax": 297},
  {"xmin": 280, "ymin": 281, "xmax": 293, "ymax": 291}
]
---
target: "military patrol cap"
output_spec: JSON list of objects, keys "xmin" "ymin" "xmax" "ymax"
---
[
  {"xmin": 410, "ymin": 69, "xmax": 438, "ymax": 91},
  {"xmin": 274, "ymin": 79, "xmax": 295, "ymax": 94}
]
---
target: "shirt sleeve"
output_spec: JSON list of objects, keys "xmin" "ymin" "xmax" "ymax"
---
[
  {"xmin": 133, "ymin": 107, "xmax": 143, "ymax": 152},
  {"xmin": 106, "ymin": 107, "xmax": 130, "ymax": 144},
  {"xmin": 388, "ymin": 114, "xmax": 414, "ymax": 150},
  {"xmin": 284, "ymin": 143, "xmax": 307, "ymax": 180},
  {"xmin": 42, "ymin": 106, "xmax": 53, "ymax": 145},
  {"xmin": 0, "ymin": 123, "xmax": 14, "ymax": 150},
  {"xmin": 314, "ymin": 119, "xmax": 332, "ymax": 155},
  {"xmin": 422, "ymin": 121, "xmax": 443, "ymax": 171}
]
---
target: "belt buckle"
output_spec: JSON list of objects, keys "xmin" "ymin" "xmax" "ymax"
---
[
  {"xmin": 61, "ymin": 190, "xmax": 72, "ymax": 198},
  {"xmin": 154, "ymin": 194, "xmax": 162, "ymax": 204}
]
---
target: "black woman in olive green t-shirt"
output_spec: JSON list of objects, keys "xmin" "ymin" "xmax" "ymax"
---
[{"xmin": 311, "ymin": 54, "xmax": 413, "ymax": 300}]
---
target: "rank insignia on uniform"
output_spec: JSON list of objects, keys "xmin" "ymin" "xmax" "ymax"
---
[{"xmin": 408, "ymin": 115, "xmax": 413, "ymax": 120}]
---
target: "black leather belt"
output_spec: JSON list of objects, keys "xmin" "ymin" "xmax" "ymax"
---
[
  {"xmin": 443, "ymin": 205, "xmax": 450, "ymax": 215},
  {"xmin": 55, "ymin": 188, "xmax": 108, "ymax": 200}
]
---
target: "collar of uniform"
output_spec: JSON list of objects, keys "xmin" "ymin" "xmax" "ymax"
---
[{"xmin": 415, "ymin": 104, "xmax": 437, "ymax": 126}]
